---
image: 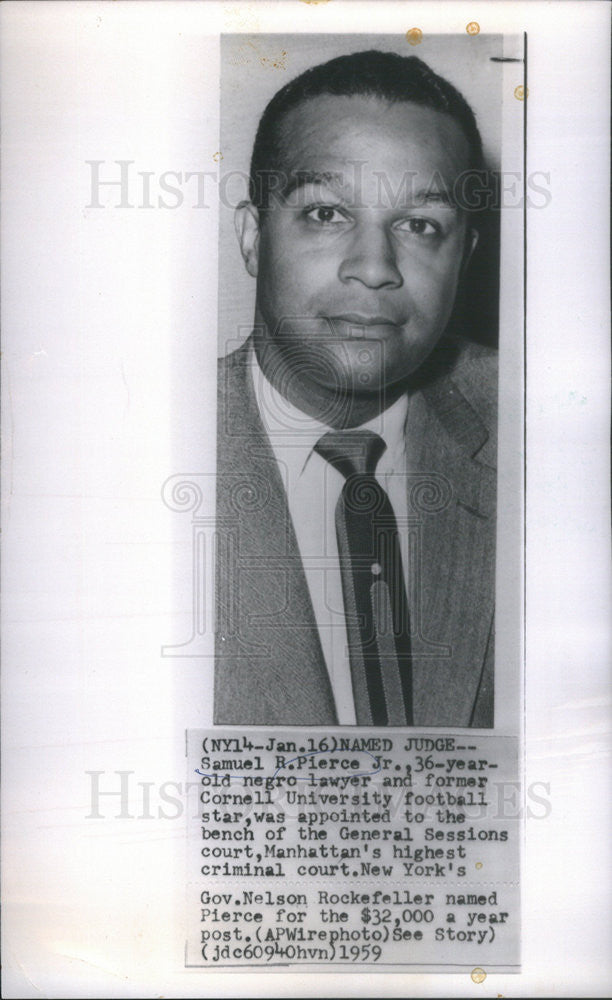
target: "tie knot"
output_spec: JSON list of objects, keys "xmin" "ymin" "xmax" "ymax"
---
[{"xmin": 314, "ymin": 430, "xmax": 386, "ymax": 479}]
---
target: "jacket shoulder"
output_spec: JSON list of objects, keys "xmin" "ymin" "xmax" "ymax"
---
[
  {"xmin": 217, "ymin": 340, "xmax": 256, "ymax": 437},
  {"xmin": 447, "ymin": 336, "xmax": 498, "ymax": 430},
  {"xmin": 414, "ymin": 335, "xmax": 498, "ymax": 468},
  {"xmin": 218, "ymin": 340, "xmax": 251, "ymax": 387}
]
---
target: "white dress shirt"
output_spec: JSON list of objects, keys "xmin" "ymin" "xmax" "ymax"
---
[{"xmin": 250, "ymin": 346, "xmax": 410, "ymax": 724}]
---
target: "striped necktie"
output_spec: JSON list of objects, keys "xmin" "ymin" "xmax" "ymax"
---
[{"xmin": 314, "ymin": 430, "xmax": 413, "ymax": 726}]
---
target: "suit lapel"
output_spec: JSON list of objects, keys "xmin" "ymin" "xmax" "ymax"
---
[
  {"xmin": 215, "ymin": 342, "xmax": 337, "ymax": 725},
  {"xmin": 405, "ymin": 361, "xmax": 497, "ymax": 727}
]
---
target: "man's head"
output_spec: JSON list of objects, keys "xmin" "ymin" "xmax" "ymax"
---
[{"xmin": 235, "ymin": 50, "xmax": 485, "ymax": 425}]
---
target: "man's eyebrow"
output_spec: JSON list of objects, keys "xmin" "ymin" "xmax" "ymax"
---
[
  {"xmin": 276, "ymin": 174, "xmax": 461, "ymax": 210},
  {"xmin": 281, "ymin": 170, "xmax": 346, "ymax": 201}
]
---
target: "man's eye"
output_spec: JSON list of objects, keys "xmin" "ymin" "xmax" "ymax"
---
[
  {"xmin": 396, "ymin": 217, "xmax": 440, "ymax": 236},
  {"xmin": 305, "ymin": 206, "xmax": 347, "ymax": 224}
]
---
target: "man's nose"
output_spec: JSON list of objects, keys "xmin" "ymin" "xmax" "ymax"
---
[{"xmin": 338, "ymin": 224, "xmax": 403, "ymax": 289}]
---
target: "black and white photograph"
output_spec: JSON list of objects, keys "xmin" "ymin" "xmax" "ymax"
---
[
  {"xmin": 1, "ymin": 2, "xmax": 609, "ymax": 996},
  {"xmin": 214, "ymin": 35, "xmax": 509, "ymax": 727}
]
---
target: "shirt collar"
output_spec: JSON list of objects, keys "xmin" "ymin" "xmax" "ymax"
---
[{"xmin": 250, "ymin": 341, "xmax": 408, "ymax": 478}]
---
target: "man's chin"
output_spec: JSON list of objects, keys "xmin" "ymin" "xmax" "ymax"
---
[
  {"xmin": 258, "ymin": 327, "xmax": 439, "ymax": 397},
  {"xmin": 323, "ymin": 350, "xmax": 430, "ymax": 392},
  {"xmin": 309, "ymin": 365, "xmax": 412, "ymax": 400}
]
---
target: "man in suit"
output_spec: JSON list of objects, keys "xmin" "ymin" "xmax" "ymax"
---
[{"xmin": 215, "ymin": 50, "xmax": 496, "ymax": 728}]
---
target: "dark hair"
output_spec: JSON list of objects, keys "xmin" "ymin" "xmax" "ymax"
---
[{"xmin": 249, "ymin": 49, "xmax": 484, "ymax": 210}]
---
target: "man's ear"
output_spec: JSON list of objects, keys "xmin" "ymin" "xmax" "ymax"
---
[{"xmin": 235, "ymin": 201, "xmax": 260, "ymax": 278}]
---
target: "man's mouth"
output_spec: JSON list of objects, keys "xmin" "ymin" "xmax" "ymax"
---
[{"xmin": 327, "ymin": 313, "xmax": 399, "ymax": 327}]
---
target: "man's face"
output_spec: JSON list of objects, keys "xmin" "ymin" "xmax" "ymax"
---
[{"xmin": 239, "ymin": 94, "xmax": 476, "ymax": 402}]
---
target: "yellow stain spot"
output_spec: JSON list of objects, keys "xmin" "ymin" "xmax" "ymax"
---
[
  {"xmin": 299, "ymin": 0, "xmax": 331, "ymax": 4},
  {"xmin": 232, "ymin": 39, "xmax": 287, "ymax": 71},
  {"xmin": 223, "ymin": 4, "xmax": 260, "ymax": 32},
  {"xmin": 475, "ymin": 861, "xmax": 483, "ymax": 869},
  {"xmin": 466, "ymin": 21, "xmax": 480, "ymax": 35},
  {"xmin": 406, "ymin": 28, "xmax": 423, "ymax": 46},
  {"xmin": 212, "ymin": 152, "xmax": 223, "ymax": 163},
  {"xmin": 261, "ymin": 50, "xmax": 288, "ymax": 70},
  {"xmin": 471, "ymin": 968, "xmax": 487, "ymax": 984},
  {"xmin": 514, "ymin": 85, "xmax": 528, "ymax": 101}
]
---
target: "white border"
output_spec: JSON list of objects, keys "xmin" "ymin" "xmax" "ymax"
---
[{"xmin": 2, "ymin": 2, "xmax": 610, "ymax": 997}]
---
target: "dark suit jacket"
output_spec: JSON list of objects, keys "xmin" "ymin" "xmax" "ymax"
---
[{"xmin": 214, "ymin": 335, "xmax": 497, "ymax": 727}]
